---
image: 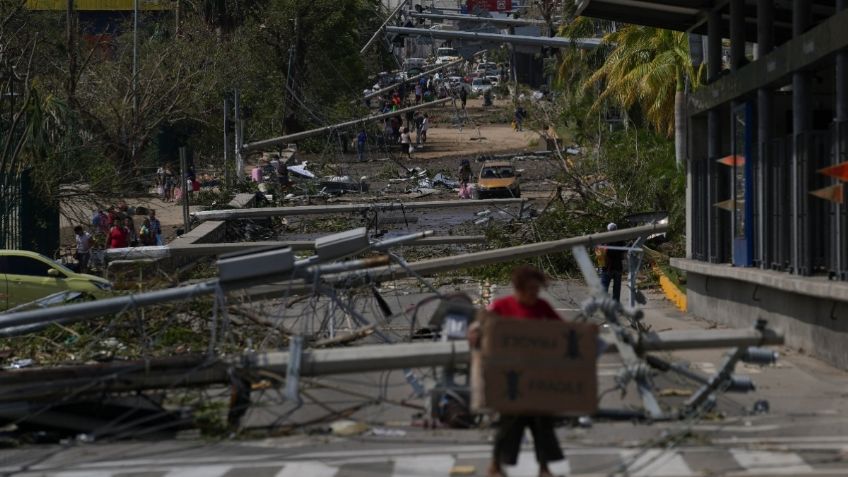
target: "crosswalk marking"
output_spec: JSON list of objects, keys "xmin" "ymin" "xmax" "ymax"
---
[
  {"xmin": 276, "ymin": 461, "xmax": 337, "ymax": 477},
  {"xmin": 391, "ymin": 455, "xmax": 455, "ymax": 476},
  {"xmin": 505, "ymin": 451, "xmax": 571, "ymax": 477},
  {"xmin": 730, "ymin": 450, "xmax": 814, "ymax": 475},
  {"xmin": 51, "ymin": 473, "xmax": 114, "ymax": 477},
  {"xmin": 163, "ymin": 466, "xmax": 232, "ymax": 477},
  {"xmin": 624, "ymin": 449, "xmax": 693, "ymax": 476}
]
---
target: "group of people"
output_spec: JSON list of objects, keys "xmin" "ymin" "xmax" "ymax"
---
[
  {"xmin": 155, "ymin": 164, "xmax": 199, "ymax": 203},
  {"xmin": 74, "ymin": 207, "xmax": 162, "ymax": 273},
  {"xmin": 376, "ymin": 111, "xmax": 430, "ymax": 160}
]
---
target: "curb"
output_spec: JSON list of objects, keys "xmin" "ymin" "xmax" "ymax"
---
[{"xmin": 651, "ymin": 263, "xmax": 687, "ymax": 312}]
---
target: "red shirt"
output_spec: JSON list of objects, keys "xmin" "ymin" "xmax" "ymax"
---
[
  {"xmin": 108, "ymin": 226, "xmax": 129, "ymax": 249},
  {"xmin": 488, "ymin": 295, "xmax": 561, "ymax": 321}
]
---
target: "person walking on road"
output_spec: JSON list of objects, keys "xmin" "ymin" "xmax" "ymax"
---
[
  {"xmin": 356, "ymin": 130, "xmax": 367, "ymax": 162},
  {"xmin": 459, "ymin": 86, "xmax": 468, "ymax": 109},
  {"xmin": 73, "ymin": 226, "xmax": 93, "ymax": 273},
  {"xmin": 399, "ymin": 127, "xmax": 413, "ymax": 159},
  {"xmin": 148, "ymin": 210, "xmax": 162, "ymax": 246},
  {"xmin": 599, "ymin": 223, "xmax": 625, "ymax": 302},
  {"xmin": 468, "ymin": 266, "xmax": 566, "ymax": 477},
  {"xmin": 514, "ymin": 106, "xmax": 526, "ymax": 131}
]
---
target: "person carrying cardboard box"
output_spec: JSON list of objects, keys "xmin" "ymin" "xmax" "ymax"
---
[{"xmin": 468, "ymin": 266, "xmax": 567, "ymax": 477}]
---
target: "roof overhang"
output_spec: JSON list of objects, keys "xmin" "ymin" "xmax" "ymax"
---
[{"xmin": 575, "ymin": 0, "xmax": 836, "ymax": 44}]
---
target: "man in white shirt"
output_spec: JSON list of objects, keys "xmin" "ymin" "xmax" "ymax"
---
[{"xmin": 74, "ymin": 225, "xmax": 93, "ymax": 273}]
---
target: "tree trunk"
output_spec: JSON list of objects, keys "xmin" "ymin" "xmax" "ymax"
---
[{"xmin": 674, "ymin": 89, "xmax": 686, "ymax": 169}]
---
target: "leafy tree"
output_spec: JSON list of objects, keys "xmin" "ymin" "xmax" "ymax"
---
[{"xmin": 582, "ymin": 25, "xmax": 702, "ymax": 167}]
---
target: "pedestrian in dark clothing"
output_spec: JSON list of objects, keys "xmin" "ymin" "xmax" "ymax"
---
[
  {"xmin": 514, "ymin": 106, "xmax": 526, "ymax": 131},
  {"xmin": 459, "ymin": 87, "xmax": 467, "ymax": 109},
  {"xmin": 356, "ymin": 130, "xmax": 367, "ymax": 162},
  {"xmin": 468, "ymin": 266, "xmax": 566, "ymax": 477},
  {"xmin": 600, "ymin": 223, "xmax": 625, "ymax": 301}
]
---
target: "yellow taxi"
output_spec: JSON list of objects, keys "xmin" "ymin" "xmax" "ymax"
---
[
  {"xmin": 475, "ymin": 160, "xmax": 521, "ymax": 199},
  {"xmin": 0, "ymin": 250, "xmax": 112, "ymax": 310}
]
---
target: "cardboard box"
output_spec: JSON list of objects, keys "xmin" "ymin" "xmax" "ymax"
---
[{"xmin": 471, "ymin": 312, "xmax": 598, "ymax": 415}]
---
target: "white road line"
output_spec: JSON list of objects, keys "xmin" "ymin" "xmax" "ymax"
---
[
  {"xmin": 505, "ymin": 451, "xmax": 571, "ymax": 477},
  {"xmin": 163, "ymin": 466, "xmax": 233, "ymax": 477},
  {"xmin": 623, "ymin": 449, "xmax": 693, "ymax": 476},
  {"xmin": 730, "ymin": 450, "xmax": 813, "ymax": 475},
  {"xmin": 276, "ymin": 461, "xmax": 337, "ymax": 477},
  {"xmin": 48, "ymin": 473, "xmax": 113, "ymax": 477},
  {"xmin": 391, "ymin": 455, "xmax": 455, "ymax": 477}
]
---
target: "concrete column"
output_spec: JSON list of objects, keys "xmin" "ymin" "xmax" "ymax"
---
[
  {"xmin": 838, "ymin": 0, "xmax": 848, "ymax": 123},
  {"xmin": 756, "ymin": 0, "xmax": 774, "ymax": 268},
  {"xmin": 707, "ymin": 9, "xmax": 723, "ymax": 263},
  {"xmin": 707, "ymin": 9, "xmax": 722, "ymax": 82},
  {"xmin": 837, "ymin": 0, "xmax": 848, "ymax": 278},
  {"xmin": 730, "ymin": 0, "xmax": 745, "ymax": 71},
  {"xmin": 792, "ymin": 0, "xmax": 812, "ymax": 274}
]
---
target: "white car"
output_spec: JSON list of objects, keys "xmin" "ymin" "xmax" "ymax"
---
[
  {"xmin": 470, "ymin": 78, "xmax": 493, "ymax": 95},
  {"xmin": 435, "ymin": 47, "xmax": 461, "ymax": 65},
  {"xmin": 485, "ymin": 75, "xmax": 500, "ymax": 87}
]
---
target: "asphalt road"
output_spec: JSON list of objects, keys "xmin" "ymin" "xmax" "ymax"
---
[{"xmin": 2, "ymin": 282, "xmax": 848, "ymax": 476}]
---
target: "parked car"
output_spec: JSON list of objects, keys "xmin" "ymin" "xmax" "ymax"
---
[
  {"xmin": 485, "ymin": 75, "xmax": 500, "ymax": 87},
  {"xmin": 474, "ymin": 160, "xmax": 520, "ymax": 199},
  {"xmin": 0, "ymin": 250, "xmax": 113, "ymax": 310},
  {"xmin": 435, "ymin": 47, "xmax": 461, "ymax": 64},
  {"xmin": 470, "ymin": 78, "xmax": 493, "ymax": 95}
]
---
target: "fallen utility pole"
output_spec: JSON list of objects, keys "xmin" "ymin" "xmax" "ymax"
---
[
  {"xmin": 0, "ymin": 325, "xmax": 784, "ymax": 403},
  {"xmin": 385, "ymin": 26, "xmax": 603, "ymax": 49},
  {"xmin": 323, "ymin": 222, "xmax": 668, "ymax": 284},
  {"xmin": 0, "ymin": 225, "xmax": 657, "ymax": 335},
  {"xmin": 243, "ymin": 97, "xmax": 451, "ymax": 152},
  {"xmin": 407, "ymin": 11, "xmax": 548, "ymax": 27},
  {"xmin": 103, "ymin": 235, "xmax": 487, "ymax": 261},
  {"xmin": 363, "ymin": 58, "xmax": 465, "ymax": 102},
  {"xmin": 191, "ymin": 198, "xmax": 524, "ymax": 222},
  {"xmin": 360, "ymin": 0, "xmax": 409, "ymax": 54}
]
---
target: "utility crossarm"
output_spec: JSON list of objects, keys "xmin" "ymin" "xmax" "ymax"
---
[
  {"xmin": 191, "ymin": 198, "xmax": 525, "ymax": 222},
  {"xmin": 363, "ymin": 58, "xmax": 466, "ymax": 102},
  {"xmin": 407, "ymin": 11, "xmax": 549, "ymax": 27},
  {"xmin": 242, "ymin": 98, "xmax": 450, "ymax": 152},
  {"xmin": 385, "ymin": 26, "xmax": 603, "ymax": 49}
]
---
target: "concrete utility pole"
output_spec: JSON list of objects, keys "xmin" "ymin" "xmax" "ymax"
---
[
  {"xmin": 0, "ymin": 328, "xmax": 784, "ymax": 402},
  {"xmin": 362, "ymin": 58, "xmax": 466, "ymax": 102},
  {"xmin": 223, "ymin": 96, "xmax": 230, "ymax": 187},
  {"xmin": 406, "ymin": 11, "xmax": 548, "ymax": 27},
  {"xmin": 242, "ymin": 97, "xmax": 451, "ymax": 152},
  {"xmin": 361, "ymin": 0, "xmax": 410, "ymax": 54},
  {"xmin": 384, "ymin": 26, "xmax": 603, "ymax": 49},
  {"xmin": 179, "ymin": 147, "xmax": 190, "ymax": 234},
  {"xmin": 191, "ymin": 197, "xmax": 525, "ymax": 222},
  {"xmin": 132, "ymin": 0, "xmax": 139, "ymax": 164},
  {"xmin": 233, "ymin": 89, "xmax": 244, "ymax": 180},
  {"xmin": 0, "ymin": 225, "xmax": 662, "ymax": 333}
]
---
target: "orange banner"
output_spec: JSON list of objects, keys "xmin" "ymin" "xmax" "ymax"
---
[
  {"xmin": 818, "ymin": 161, "xmax": 848, "ymax": 181},
  {"xmin": 809, "ymin": 184, "xmax": 844, "ymax": 204},
  {"xmin": 717, "ymin": 155, "xmax": 745, "ymax": 167}
]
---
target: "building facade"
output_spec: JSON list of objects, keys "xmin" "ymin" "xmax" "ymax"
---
[{"xmin": 576, "ymin": 0, "xmax": 848, "ymax": 369}]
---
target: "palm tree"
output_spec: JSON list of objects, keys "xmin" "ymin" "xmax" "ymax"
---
[{"xmin": 583, "ymin": 25, "xmax": 702, "ymax": 167}]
